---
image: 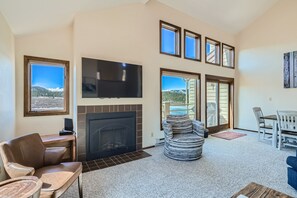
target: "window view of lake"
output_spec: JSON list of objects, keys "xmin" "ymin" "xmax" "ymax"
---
[{"xmin": 161, "ymin": 75, "xmax": 197, "ymax": 121}]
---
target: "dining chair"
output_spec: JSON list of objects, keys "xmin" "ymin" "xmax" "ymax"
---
[
  {"xmin": 277, "ymin": 111, "xmax": 297, "ymax": 150},
  {"xmin": 252, "ymin": 107, "xmax": 273, "ymax": 141}
]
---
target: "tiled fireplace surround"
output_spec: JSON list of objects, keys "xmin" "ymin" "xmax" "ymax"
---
[{"xmin": 77, "ymin": 104, "xmax": 142, "ymax": 161}]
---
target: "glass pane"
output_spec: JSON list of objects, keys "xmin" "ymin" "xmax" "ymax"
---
[
  {"xmin": 223, "ymin": 47, "xmax": 233, "ymax": 67},
  {"xmin": 31, "ymin": 64, "xmax": 65, "ymax": 111},
  {"xmin": 185, "ymin": 36, "xmax": 196, "ymax": 59},
  {"xmin": 206, "ymin": 43, "xmax": 216, "ymax": 63},
  {"xmin": 161, "ymin": 28, "xmax": 176, "ymax": 54},
  {"xmin": 207, "ymin": 82, "xmax": 218, "ymax": 127},
  {"xmin": 219, "ymin": 83, "xmax": 229, "ymax": 125},
  {"xmin": 162, "ymin": 75, "xmax": 198, "ymax": 121}
]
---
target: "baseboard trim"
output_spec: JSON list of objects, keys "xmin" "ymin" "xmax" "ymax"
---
[
  {"xmin": 143, "ymin": 145, "xmax": 155, "ymax": 150},
  {"xmin": 234, "ymin": 127, "xmax": 257, "ymax": 133}
]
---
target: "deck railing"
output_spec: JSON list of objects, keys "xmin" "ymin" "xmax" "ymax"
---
[{"xmin": 162, "ymin": 102, "xmax": 196, "ymax": 120}]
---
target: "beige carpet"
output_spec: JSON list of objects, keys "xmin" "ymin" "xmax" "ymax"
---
[{"xmin": 62, "ymin": 130, "xmax": 297, "ymax": 198}]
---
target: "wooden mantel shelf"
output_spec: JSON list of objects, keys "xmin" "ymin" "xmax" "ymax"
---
[{"xmin": 41, "ymin": 134, "xmax": 77, "ymax": 162}]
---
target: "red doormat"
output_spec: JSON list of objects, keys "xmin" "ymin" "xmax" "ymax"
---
[{"xmin": 211, "ymin": 131, "xmax": 247, "ymax": 140}]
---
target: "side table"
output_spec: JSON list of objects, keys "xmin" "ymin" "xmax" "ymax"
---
[
  {"xmin": 231, "ymin": 182, "xmax": 293, "ymax": 198},
  {"xmin": 0, "ymin": 176, "xmax": 42, "ymax": 198},
  {"xmin": 41, "ymin": 134, "xmax": 77, "ymax": 161}
]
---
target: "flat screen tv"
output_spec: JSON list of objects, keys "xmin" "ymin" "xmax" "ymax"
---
[{"xmin": 82, "ymin": 57, "xmax": 142, "ymax": 98}]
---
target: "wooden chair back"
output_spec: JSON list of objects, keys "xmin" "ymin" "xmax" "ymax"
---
[
  {"xmin": 277, "ymin": 111, "xmax": 297, "ymax": 132},
  {"xmin": 253, "ymin": 107, "xmax": 265, "ymax": 126}
]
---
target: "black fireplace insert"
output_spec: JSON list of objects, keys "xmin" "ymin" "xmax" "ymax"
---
[{"xmin": 86, "ymin": 112, "xmax": 136, "ymax": 161}]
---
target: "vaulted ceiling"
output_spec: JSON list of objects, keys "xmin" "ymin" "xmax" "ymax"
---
[
  {"xmin": 158, "ymin": 0, "xmax": 279, "ymax": 34},
  {"xmin": 0, "ymin": 0, "xmax": 279, "ymax": 36}
]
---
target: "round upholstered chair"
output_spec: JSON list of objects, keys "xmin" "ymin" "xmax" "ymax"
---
[{"xmin": 162, "ymin": 115, "xmax": 207, "ymax": 161}]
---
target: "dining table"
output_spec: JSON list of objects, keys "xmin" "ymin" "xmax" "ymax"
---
[{"xmin": 260, "ymin": 115, "xmax": 277, "ymax": 148}]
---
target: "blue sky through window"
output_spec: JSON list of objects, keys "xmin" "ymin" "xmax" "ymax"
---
[
  {"xmin": 161, "ymin": 28, "xmax": 175, "ymax": 54},
  {"xmin": 31, "ymin": 64, "xmax": 64, "ymax": 89},
  {"xmin": 185, "ymin": 36, "xmax": 196, "ymax": 59},
  {"xmin": 206, "ymin": 43, "xmax": 211, "ymax": 54},
  {"xmin": 162, "ymin": 76, "xmax": 186, "ymax": 91}
]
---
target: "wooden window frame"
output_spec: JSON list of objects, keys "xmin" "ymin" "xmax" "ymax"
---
[
  {"xmin": 160, "ymin": 20, "xmax": 181, "ymax": 58},
  {"xmin": 205, "ymin": 75, "xmax": 234, "ymax": 133},
  {"xmin": 205, "ymin": 37, "xmax": 221, "ymax": 66},
  {"xmin": 24, "ymin": 55, "xmax": 70, "ymax": 117},
  {"xmin": 184, "ymin": 29, "xmax": 201, "ymax": 62},
  {"xmin": 222, "ymin": 43, "xmax": 235, "ymax": 69},
  {"xmin": 160, "ymin": 68, "xmax": 201, "ymax": 129}
]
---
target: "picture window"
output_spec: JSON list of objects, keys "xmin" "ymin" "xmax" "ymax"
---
[
  {"xmin": 205, "ymin": 37, "xmax": 221, "ymax": 65},
  {"xmin": 160, "ymin": 21, "xmax": 181, "ymax": 57},
  {"xmin": 184, "ymin": 29, "xmax": 201, "ymax": 61},
  {"xmin": 24, "ymin": 56, "xmax": 69, "ymax": 116}
]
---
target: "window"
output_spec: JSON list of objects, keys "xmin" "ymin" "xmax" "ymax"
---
[
  {"xmin": 160, "ymin": 21, "xmax": 181, "ymax": 57},
  {"xmin": 184, "ymin": 29, "xmax": 201, "ymax": 61},
  {"xmin": 222, "ymin": 43, "xmax": 235, "ymax": 68},
  {"xmin": 24, "ymin": 56, "xmax": 69, "ymax": 116},
  {"xmin": 205, "ymin": 37, "xmax": 221, "ymax": 66},
  {"xmin": 160, "ymin": 69, "xmax": 200, "ymax": 126}
]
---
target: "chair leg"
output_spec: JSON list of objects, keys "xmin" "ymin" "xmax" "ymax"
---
[
  {"xmin": 258, "ymin": 128, "xmax": 261, "ymax": 141},
  {"xmin": 78, "ymin": 173, "xmax": 83, "ymax": 198},
  {"xmin": 278, "ymin": 132, "xmax": 282, "ymax": 150}
]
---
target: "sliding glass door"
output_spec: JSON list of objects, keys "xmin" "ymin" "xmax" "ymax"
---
[{"xmin": 206, "ymin": 76, "xmax": 233, "ymax": 133}]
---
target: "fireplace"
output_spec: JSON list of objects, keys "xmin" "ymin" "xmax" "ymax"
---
[
  {"xmin": 76, "ymin": 104, "xmax": 142, "ymax": 161},
  {"xmin": 86, "ymin": 112, "xmax": 136, "ymax": 160}
]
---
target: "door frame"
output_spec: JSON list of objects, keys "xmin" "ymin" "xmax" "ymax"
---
[
  {"xmin": 160, "ymin": 68, "xmax": 201, "ymax": 130},
  {"xmin": 205, "ymin": 75, "xmax": 234, "ymax": 133}
]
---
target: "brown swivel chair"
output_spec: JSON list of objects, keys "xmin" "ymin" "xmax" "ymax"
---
[{"xmin": 0, "ymin": 133, "xmax": 83, "ymax": 198}]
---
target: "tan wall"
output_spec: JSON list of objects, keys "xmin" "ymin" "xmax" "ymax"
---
[
  {"xmin": 74, "ymin": 1, "xmax": 236, "ymax": 147},
  {"xmin": 236, "ymin": 0, "xmax": 297, "ymax": 130},
  {"xmin": 0, "ymin": 12, "xmax": 15, "ymax": 181},
  {"xmin": 0, "ymin": 12, "xmax": 15, "ymax": 141},
  {"xmin": 15, "ymin": 26, "xmax": 73, "ymax": 136},
  {"xmin": 11, "ymin": 1, "xmax": 236, "ymax": 147}
]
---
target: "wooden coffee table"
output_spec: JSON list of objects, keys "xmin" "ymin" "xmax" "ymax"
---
[
  {"xmin": 0, "ymin": 176, "xmax": 42, "ymax": 198},
  {"xmin": 231, "ymin": 182, "xmax": 293, "ymax": 198}
]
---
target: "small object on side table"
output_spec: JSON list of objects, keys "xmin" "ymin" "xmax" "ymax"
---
[
  {"xmin": 0, "ymin": 176, "xmax": 42, "ymax": 198},
  {"xmin": 59, "ymin": 129, "xmax": 75, "ymax": 136}
]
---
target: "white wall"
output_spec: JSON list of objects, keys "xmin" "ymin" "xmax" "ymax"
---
[
  {"xmin": 0, "ymin": 12, "xmax": 15, "ymax": 141},
  {"xmin": 236, "ymin": 0, "xmax": 297, "ymax": 130},
  {"xmin": 0, "ymin": 12, "xmax": 15, "ymax": 181},
  {"xmin": 74, "ymin": 0, "xmax": 236, "ymax": 147},
  {"xmin": 9, "ymin": 0, "xmax": 237, "ymax": 147},
  {"xmin": 15, "ymin": 26, "xmax": 73, "ymax": 136}
]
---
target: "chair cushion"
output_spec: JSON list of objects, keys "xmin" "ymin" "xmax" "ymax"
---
[
  {"xmin": 287, "ymin": 156, "xmax": 297, "ymax": 170},
  {"xmin": 166, "ymin": 115, "xmax": 192, "ymax": 133},
  {"xmin": 168, "ymin": 133, "xmax": 204, "ymax": 148},
  {"xmin": 34, "ymin": 162, "xmax": 82, "ymax": 197}
]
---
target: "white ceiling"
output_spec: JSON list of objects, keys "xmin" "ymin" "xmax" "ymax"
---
[
  {"xmin": 0, "ymin": 0, "xmax": 148, "ymax": 36},
  {"xmin": 158, "ymin": 0, "xmax": 279, "ymax": 34},
  {"xmin": 0, "ymin": 0, "xmax": 279, "ymax": 36}
]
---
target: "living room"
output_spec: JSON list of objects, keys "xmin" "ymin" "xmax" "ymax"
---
[{"xmin": 0, "ymin": 0, "xmax": 297, "ymax": 197}]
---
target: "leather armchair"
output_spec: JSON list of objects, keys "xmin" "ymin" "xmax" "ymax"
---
[
  {"xmin": 0, "ymin": 133, "xmax": 83, "ymax": 198},
  {"xmin": 287, "ymin": 150, "xmax": 297, "ymax": 190}
]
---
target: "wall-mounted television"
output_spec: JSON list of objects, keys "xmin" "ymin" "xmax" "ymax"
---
[{"xmin": 82, "ymin": 57, "xmax": 142, "ymax": 98}]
